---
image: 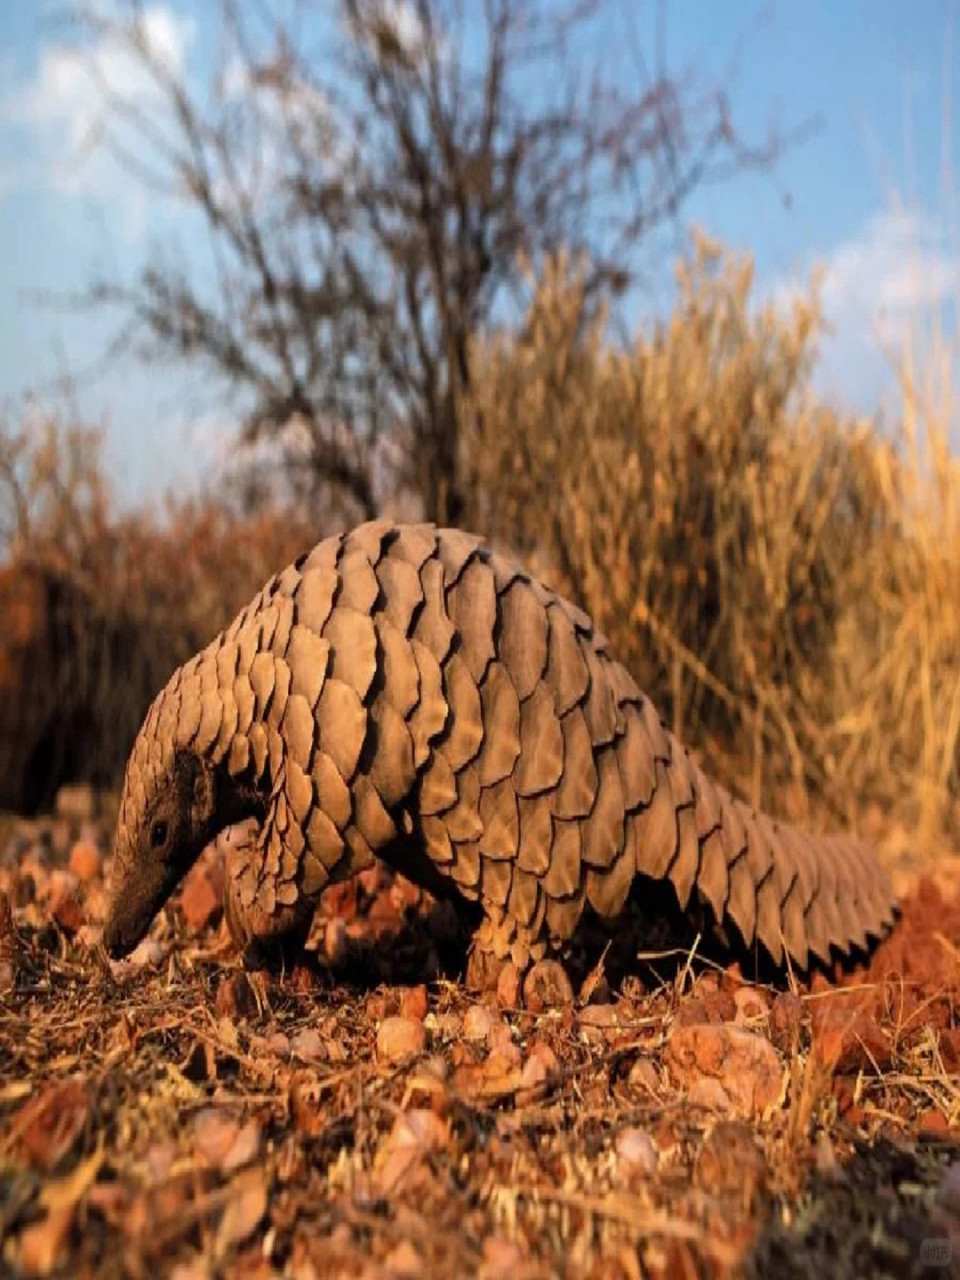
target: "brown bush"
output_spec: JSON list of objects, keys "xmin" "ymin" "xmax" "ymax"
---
[
  {"xmin": 463, "ymin": 237, "xmax": 960, "ymax": 840},
  {"xmin": 0, "ymin": 414, "xmax": 315, "ymax": 811}
]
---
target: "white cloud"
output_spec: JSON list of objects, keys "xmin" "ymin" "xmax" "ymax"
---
[
  {"xmin": 1, "ymin": 6, "xmax": 194, "ymax": 234},
  {"xmin": 770, "ymin": 210, "xmax": 960, "ymax": 416},
  {"xmin": 818, "ymin": 210, "xmax": 958, "ymax": 327}
]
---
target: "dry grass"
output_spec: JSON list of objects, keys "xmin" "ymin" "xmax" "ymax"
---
[
  {"xmin": 0, "ymin": 411, "xmax": 315, "ymax": 806},
  {"xmin": 463, "ymin": 236, "xmax": 960, "ymax": 843},
  {"xmin": 1, "ymin": 816, "xmax": 959, "ymax": 1278}
]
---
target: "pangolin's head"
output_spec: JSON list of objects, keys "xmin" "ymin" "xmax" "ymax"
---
[{"xmin": 103, "ymin": 675, "xmax": 221, "ymax": 959}]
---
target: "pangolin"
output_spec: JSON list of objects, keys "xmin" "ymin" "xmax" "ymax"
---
[{"xmin": 103, "ymin": 520, "xmax": 897, "ymax": 975}]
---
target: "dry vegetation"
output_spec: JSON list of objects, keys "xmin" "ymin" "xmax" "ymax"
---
[
  {"xmin": 465, "ymin": 237, "xmax": 960, "ymax": 843},
  {"xmin": 0, "ymin": 414, "xmax": 314, "ymax": 809},
  {"xmin": 1, "ymin": 813, "xmax": 960, "ymax": 1278}
]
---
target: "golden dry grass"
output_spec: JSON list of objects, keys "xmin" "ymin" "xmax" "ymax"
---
[{"xmin": 463, "ymin": 236, "xmax": 960, "ymax": 845}]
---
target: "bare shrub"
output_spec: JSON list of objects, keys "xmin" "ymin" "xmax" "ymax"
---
[{"xmin": 66, "ymin": 0, "xmax": 790, "ymax": 525}]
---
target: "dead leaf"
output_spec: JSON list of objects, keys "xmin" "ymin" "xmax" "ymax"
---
[
  {"xmin": 215, "ymin": 1168, "xmax": 267, "ymax": 1257},
  {"xmin": 374, "ymin": 1108, "xmax": 449, "ymax": 1196},
  {"xmin": 13, "ymin": 1077, "xmax": 91, "ymax": 1173},
  {"xmin": 194, "ymin": 1110, "xmax": 259, "ymax": 1172},
  {"xmin": 463, "ymin": 1003, "xmax": 495, "ymax": 1042},
  {"xmin": 376, "ymin": 1016, "xmax": 426, "ymax": 1065}
]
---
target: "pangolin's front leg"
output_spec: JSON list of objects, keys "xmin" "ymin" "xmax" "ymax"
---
[{"xmin": 104, "ymin": 519, "xmax": 898, "ymax": 986}]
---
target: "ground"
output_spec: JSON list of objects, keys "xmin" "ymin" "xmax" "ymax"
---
[{"xmin": 1, "ymin": 803, "xmax": 959, "ymax": 1279}]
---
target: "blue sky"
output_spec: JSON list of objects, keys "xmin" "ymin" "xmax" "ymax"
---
[{"xmin": 1, "ymin": 0, "xmax": 958, "ymax": 506}]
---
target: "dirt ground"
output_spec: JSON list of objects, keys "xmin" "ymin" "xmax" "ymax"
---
[{"xmin": 1, "ymin": 806, "xmax": 959, "ymax": 1279}]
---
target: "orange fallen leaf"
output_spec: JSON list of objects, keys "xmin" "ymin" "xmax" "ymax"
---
[{"xmin": 215, "ymin": 1168, "xmax": 267, "ymax": 1257}]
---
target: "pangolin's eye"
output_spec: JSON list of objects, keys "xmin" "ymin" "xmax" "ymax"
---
[{"xmin": 150, "ymin": 820, "xmax": 168, "ymax": 848}]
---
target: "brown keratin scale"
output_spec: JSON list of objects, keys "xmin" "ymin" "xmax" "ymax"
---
[{"xmin": 103, "ymin": 520, "xmax": 897, "ymax": 979}]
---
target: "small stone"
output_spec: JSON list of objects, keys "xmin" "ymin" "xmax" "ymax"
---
[
  {"xmin": 265, "ymin": 1032, "xmax": 291, "ymax": 1058},
  {"xmin": 486, "ymin": 1019, "xmax": 513, "ymax": 1053},
  {"xmin": 48, "ymin": 868, "xmax": 79, "ymax": 914},
  {"xmin": 485, "ymin": 1040, "xmax": 521, "ymax": 1075},
  {"xmin": 394, "ymin": 1106, "xmax": 447, "ymax": 1147},
  {"xmin": 170, "ymin": 1258, "xmax": 212, "ymax": 1280},
  {"xmin": 522, "ymin": 960, "xmax": 574, "ymax": 1012},
  {"xmin": 366, "ymin": 992, "xmax": 391, "ymax": 1023},
  {"xmin": 733, "ymin": 986, "xmax": 770, "ymax": 1024},
  {"xmin": 68, "ymin": 840, "xmax": 101, "ymax": 883},
  {"xmin": 375, "ymin": 1108, "xmax": 449, "ymax": 1195},
  {"xmin": 919, "ymin": 1108, "xmax": 949, "ymax": 1136},
  {"xmin": 519, "ymin": 1052, "xmax": 549, "ymax": 1092},
  {"xmin": 377, "ymin": 1016, "xmax": 426, "ymax": 1065},
  {"xmin": 701, "ymin": 989, "xmax": 738, "ymax": 1022},
  {"xmin": 13, "ymin": 1076, "xmax": 91, "ymax": 1173},
  {"xmin": 290, "ymin": 1028, "xmax": 327, "ymax": 1064},
  {"xmin": 111, "ymin": 936, "xmax": 166, "ymax": 973},
  {"xmin": 496, "ymin": 962, "xmax": 521, "ymax": 1009},
  {"xmin": 399, "ymin": 984, "xmax": 429, "ymax": 1022},
  {"xmin": 420, "ymin": 1054, "xmax": 449, "ymax": 1084},
  {"xmin": 403, "ymin": 1063, "xmax": 450, "ymax": 1114},
  {"xmin": 664, "ymin": 1023, "xmax": 784, "ymax": 1118},
  {"xmin": 214, "ymin": 1168, "xmax": 267, "ymax": 1255},
  {"xmin": 194, "ymin": 1111, "xmax": 262, "ymax": 1172},
  {"xmin": 463, "ymin": 1003, "xmax": 495, "ymax": 1042},
  {"xmin": 524, "ymin": 1040, "xmax": 559, "ymax": 1083},
  {"xmin": 80, "ymin": 882, "xmax": 107, "ymax": 926},
  {"xmin": 615, "ymin": 1125, "xmax": 658, "ymax": 1176},
  {"xmin": 578, "ymin": 1004, "xmax": 619, "ymax": 1029}
]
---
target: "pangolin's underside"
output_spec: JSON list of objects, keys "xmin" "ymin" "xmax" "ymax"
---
[{"xmin": 103, "ymin": 520, "xmax": 897, "ymax": 971}]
